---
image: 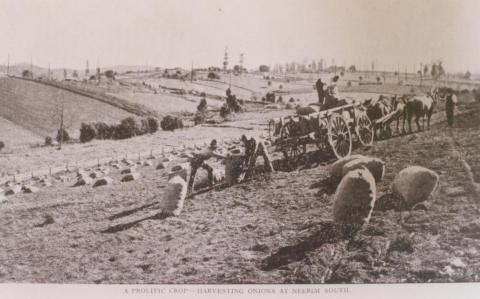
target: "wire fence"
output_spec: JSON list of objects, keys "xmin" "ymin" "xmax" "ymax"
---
[{"xmin": 0, "ymin": 136, "xmax": 247, "ymax": 186}]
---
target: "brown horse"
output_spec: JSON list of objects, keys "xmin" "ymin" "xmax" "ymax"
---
[
  {"xmin": 366, "ymin": 95, "xmax": 393, "ymax": 139},
  {"xmin": 390, "ymin": 95, "xmax": 408, "ymax": 134},
  {"xmin": 406, "ymin": 88, "xmax": 438, "ymax": 133}
]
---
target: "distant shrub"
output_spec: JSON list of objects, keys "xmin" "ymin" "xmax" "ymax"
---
[
  {"xmin": 194, "ymin": 113, "xmax": 206, "ymax": 125},
  {"xmin": 161, "ymin": 115, "xmax": 183, "ymax": 131},
  {"xmin": 207, "ymin": 72, "xmax": 220, "ymax": 80},
  {"xmin": 22, "ymin": 70, "xmax": 32, "ymax": 78},
  {"xmin": 197, "ymin": 98, "xmax": 207, "ymax": 113},
  {"xmin": 104, "ymin": 70, "xmax": 116, "ymax": 80},
  {"xmin": 80, "ymin": 123, "xmax": 97, "ymax": 143},
  {"xmin": 220, "ymin": 105, "xmax": 230, "ymax": 118},
  {"xmin": 200, "ymin": 92, "xmax": 206, "ymax": 97},
  {"xmin": 0, "ymin": 141, "xmax": 4, "ymax": 151},
  {"xmin": 94, "ymin": 122, "xmax": 114, "ymax": 139},
  {"xmin": 44, "ymin": 136, "xmax": 53, "ymax": 146},
  {"xmin": 347, "ymin": 81, "xmax": 352, "ymax": 87},
  {"xmin": 56, "ymin": 128, "xmax": 70, "ymax": 143},
  {"xmin": 289, "ymin": 97, "xmax": 295, "ymax": 103},
  {"xmin": 473, "ymin": 89, "xmax": 480, "ymax": 102},
  {"xmin": 226, "ymin": 94, "xmax": 242, "ymax": 112},
  {"xmin": 147, "ymin": 117, "xmax": 159, "ymax": 133},
  {"xmin": 113, "ymin": 117, "xmax": 139, "ymax": 139}
]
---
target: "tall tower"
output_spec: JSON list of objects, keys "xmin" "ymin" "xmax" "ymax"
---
[
  {"xmin": 239, "ymin": 53, "xmax": 244, "ymax": 72},
  {"xmin": 85, "ymin": 60, "xmax": 89, "ymax": 77},
  {"xmin": 223, "ymin": 47, "xmax": 229, "ymax": 72}
]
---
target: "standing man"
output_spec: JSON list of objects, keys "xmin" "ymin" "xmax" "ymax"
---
[
  {"xmin": 446, "ymin": 91, "xmax": 457, "ymax": 127},
  {"xmin": 322, "ymin": 75, "xmax": 340, "ymax": 110},
  {"xmin": 241, "ymin": 135, "xmax": 274, "ymax": 180},
  {"xmin": 316, "ymin": 78, "xmax": 326, "ymax": 106},
  {"xmin": 187, "ymin": 139, "xmax": 225, "ymax": 194}
]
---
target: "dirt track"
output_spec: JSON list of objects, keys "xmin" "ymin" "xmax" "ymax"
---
[{"xmin": 1, "ymin": 96, "xmax": 479, "ymax": 283}]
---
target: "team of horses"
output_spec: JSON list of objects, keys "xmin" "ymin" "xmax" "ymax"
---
[{"xmin": 364, "ymin": 87, "xmax": 440, "ymax": 139}]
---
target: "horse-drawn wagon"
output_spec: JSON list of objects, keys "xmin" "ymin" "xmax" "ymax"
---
[{"xmin": 268, "ymin": 103, "xmax": 374, "ymax": 168}]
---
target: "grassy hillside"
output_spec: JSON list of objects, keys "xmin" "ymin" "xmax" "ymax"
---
[{"xmin": 0, "ymin": 77, "xmax": 134, "ymax": 140}]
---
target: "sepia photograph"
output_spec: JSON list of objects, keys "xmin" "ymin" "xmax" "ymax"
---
[{"xmin": 1, "ymin": 0, "xmax": 480, "ymax": 297}]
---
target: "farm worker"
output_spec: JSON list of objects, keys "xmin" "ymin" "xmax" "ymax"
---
[
  {"xmin": 224, "ymin": 152, "xmax": 246, "ymax": 186},
  {"xmin": 241, "ymin": 135, "xmax": 274, "ymax": 180},
  {"xmin": 328, "ymin": 75, "xmax": 340, "ymax": 99},
  {"xmin": 322, "ymin": 75, "xmax": 340, "ymax": 110},
  {"xmin": 187, "ymin": 139, "xmax": 226, "ymax": 194},
  {"xmin": 445, "ymin": 92, "xmax": 457, "ymax": 127},
  {"xmin": 315, "ymin": 78, "xmax": 326, "ymax": 106}
]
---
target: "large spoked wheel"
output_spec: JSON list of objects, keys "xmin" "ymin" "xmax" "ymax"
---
[
  {"xmin": 355, "ymin": 112, "xmax": 374, "ymax": 146},
  {"xmin": 315, "ymin": 116, "xmax": 329, "ymax": 151},
  {"xmin": 328, "ymin": 113, "xmax": 352, "ymax": 159}
]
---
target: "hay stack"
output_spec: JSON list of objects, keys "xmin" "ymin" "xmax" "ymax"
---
[
  {"xmin": 392, "ymin": 166, "xmax": 439, "ymax": 208},
  {"xmin": 168, "ymin": 163, "xmax": 191, "ymax": 181},
  {"xmin": 93, "ymin": 177, "xmax": 113, "ymax": 187},
  {"xmin": 329, "ymin": 155, "xmax": 367, "ymax": 178},
  {"xmin": 342, "ymin": 157, "xmax": 385, "ymax": 182},
  {"xmin": 333, "ymin": 167, "xmax": 377, "ymax": 240},
  {"xmin": 160, "ymin": 176, "xmax": 188, "ymax": 216}
]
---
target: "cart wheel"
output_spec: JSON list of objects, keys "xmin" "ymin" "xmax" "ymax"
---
[
  {"xmin": 328, "ymin": 113, "xmax": 352, "ymax": 159},
  {"xmin": 355, "ymin": 112, "xmax": 374, "ymax": 146},
  {"xmin": 282, "ymin": 139, "xmax": 306, "ymax": 169},
  {"xmin": 315, "ymin": 117, "xmax": 329, "ymax": 151}
]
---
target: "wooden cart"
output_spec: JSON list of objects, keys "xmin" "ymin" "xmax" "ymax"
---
[{"xmin": 268, "ymin": 103, "xmax": 374, "ymax": 167}]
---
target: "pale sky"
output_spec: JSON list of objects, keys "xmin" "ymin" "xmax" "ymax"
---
[{"xmin": 0, "ymin": 0, "xmax": 479, "ymax": 73}]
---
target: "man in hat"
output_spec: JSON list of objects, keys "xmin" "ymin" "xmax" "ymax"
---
[
  {"xmin": 322, "ymin": 75, "xmax": 340, "ymax": 110},
  {"xmin": 316, "ymin": 78, "xmax": 326, "ymax": 106},
  {"xmin": 445, "ymin": 91, "xmax": 457, "ymax": 127},
  {"xmin": 187, "ymin": 139, "xmax": 225, "ymax": 194}
]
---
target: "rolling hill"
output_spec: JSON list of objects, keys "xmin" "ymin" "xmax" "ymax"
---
[{"xmin": 0, "ymin": 77, "xmax": 135, "ymax": 144}]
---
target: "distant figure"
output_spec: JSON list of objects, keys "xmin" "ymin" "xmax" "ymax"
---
[
  {"xmin": 315, "ymin": 78, "xmax": 326, "ymax": 105},
  {"xmin": 241, "ymin": 135, "xmax": 274, "ymax": 180},
  {"xmin": 187, "ymin": 139, "xmax": 225, "ymax": 194},
  {"xmin": 322, "ymin": 75, "xmax": 340, "ymax": 110},
  {"xmin": 446, "ymin": 92, "xmax": 457, "ymax": 127}
]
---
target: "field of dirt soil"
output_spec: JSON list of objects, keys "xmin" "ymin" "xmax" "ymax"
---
[{"xmin": 1, "ymin": 90, "xmax": 479, "ymax": 283}]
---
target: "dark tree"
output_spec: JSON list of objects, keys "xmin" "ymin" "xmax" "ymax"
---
[
  {"xmin": 464, "ymin": 71, "xmax": 471, "ymax": 80},
  {"xmin": 22, "ymin": 70, "xmax": 32, "ymax": 78},
  {"xmin": 104, "ymin": 70, "xmax": 116, "ymax": 80},
  {"xmin": 259, "ymin": 65, "xmax": 270, "ymax": 72}
]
